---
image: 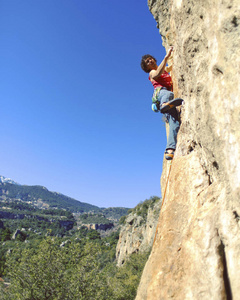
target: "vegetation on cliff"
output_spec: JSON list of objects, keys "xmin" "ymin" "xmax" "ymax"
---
[
  {"xmin": 116, "ymin": 196, "xmax": 161, "ymax": 266},
  {"xmin": 119, "ymin": 196, "xmax": 161, "ymax": 225}
]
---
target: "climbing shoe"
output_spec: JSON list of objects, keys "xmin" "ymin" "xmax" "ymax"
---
[
  {"xmin": 165, "ymin": 149, "xmax": 175, "ymax": 160},
  {"xmin": 160, "ymin": 98, "xmax": 184, "ymax": 113}
]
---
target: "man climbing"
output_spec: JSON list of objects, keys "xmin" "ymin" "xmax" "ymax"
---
[{"xmin": 140, "ymin": 47, "xmax": 183, "ymax": 160}]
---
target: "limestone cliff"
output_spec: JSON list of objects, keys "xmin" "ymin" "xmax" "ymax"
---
[
  {"xmin": 136, "ymin": 1, "xmax": 240, "ymax": 299},
  {"xmin": 116, "ymin": 197, "xmax": 161, "ymax": 266},
  {"xmin": 81, "ymin": 223, "xmax": 114, "ymax": 231}
]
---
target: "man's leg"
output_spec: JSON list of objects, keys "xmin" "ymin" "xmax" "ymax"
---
[
  {"xmin": 158, "ymin": 88, "xmax": 183, "ymax": 113},
  {"xmin": 158, "ymin": 89, "xmax": 180, "ymax": 159},
  {"xmin": 165, "ymin": 109, "xmax": 180, "ymax": 151},
  {"xmin": 158, "ymin": 88, "xmax": 174, "ymax": 106}
]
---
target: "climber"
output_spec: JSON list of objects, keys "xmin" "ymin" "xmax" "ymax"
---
[{"xmin": 140, "ymin": 47, "xmax": 183, "ymax": 160}]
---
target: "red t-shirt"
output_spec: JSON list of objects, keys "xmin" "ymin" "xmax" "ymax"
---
[{"xmin": 149, "ymin": 71, "xmax": 173, "ymax": 91}]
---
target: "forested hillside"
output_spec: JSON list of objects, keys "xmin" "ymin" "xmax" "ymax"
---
[
  {"xmin": 0, "ymin": 181, "xmax": 99, "ymax": 212},
  {"xmin": 0, "ymin": 197, "xmax": 157, "ymax": 299}
]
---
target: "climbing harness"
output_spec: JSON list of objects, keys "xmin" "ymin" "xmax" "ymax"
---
[
  {"xmin": 151, "ymin": 87, "xmax": 162, "ymax": 112},
  {"xmin": 153, "ymin": 159, "xmax": 173, "ymax": 245},
  {"xmin": 151, "ymin": 88, "xmax": 183, "ymax": 114},
  {"xmin": 152, "ymin": 87, "xmax": 162, "ymax": 103}
]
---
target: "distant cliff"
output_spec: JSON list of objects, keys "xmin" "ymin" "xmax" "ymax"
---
[
  {"xmin": 116, "ymin": 197, "xmax": 161, "ymax": 266},
  {"xmin": 136, "ymin": 1, "xmax": 240, "ymax": 299},
  {"xmin": 81, "ymin": 223, "xmax": 114, "ymax": 231}
]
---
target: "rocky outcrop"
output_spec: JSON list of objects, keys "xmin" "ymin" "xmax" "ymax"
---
[
  {"xmin": 12, "ymin": 229, "xmax": 25, "ymax": 240},
  {"xmin": 116, "ymin": 199, "xmax": 161, "ymax": 266},
  {"xmin": 81, "ymin": 223, "xmax": 114, "ymax": 231},
  {"xmin": 136, "ymin": 1, "xmax": 240, "ymax": 299},
  {"xmin": 60, "ymin": 240, "xmax": 71, "ymax": 247}
]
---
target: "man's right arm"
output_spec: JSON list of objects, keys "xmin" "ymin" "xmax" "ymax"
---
[{"xmin": 150, "ymin": 47, "xmax": 173, "ymax": 80}]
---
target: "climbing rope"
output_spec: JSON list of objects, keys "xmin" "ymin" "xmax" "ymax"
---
[
  {"xmin": 153, "ymin": 159, "xmax": 173, "ymax": 245},
  {"xmin": 160, "ymin": 160, "xmax": 173, "ymax": 210}
]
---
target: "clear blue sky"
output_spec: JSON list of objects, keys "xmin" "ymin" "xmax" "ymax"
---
[{"xmin": 0, "ymin": 0, "xmax": 168, "ymax": 208}]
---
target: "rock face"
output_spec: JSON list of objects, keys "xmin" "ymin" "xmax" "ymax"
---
[
  {"xmin": 136, "ymin": 1, "xmax": 240, "ymax": 299},
  {"xmin": 12, "ymin": 229, "xmax": 24, "ymax": 240},
  {"xmin": 81, "ymin": 223, "xmax": 114, "ymax": 231},
  {"xmin": 116, "ymin": 199, "xmax": 161, "ymax": 266}
]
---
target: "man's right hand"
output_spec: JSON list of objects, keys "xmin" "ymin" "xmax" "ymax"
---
[{"xmin": 166, "ymin": 46, "xmax": 174, "ymax": 59}]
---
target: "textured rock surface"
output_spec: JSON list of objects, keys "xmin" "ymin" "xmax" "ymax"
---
[
  {"xmin": 116, "ymin": 200, "xmax": 161, "ymax": 266},
  {"xmin": 136, "ymin": 0, "xmax": 240, "ymax": 299}
]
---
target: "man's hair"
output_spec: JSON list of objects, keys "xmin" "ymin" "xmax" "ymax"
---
[{"xmin": 140, "ymin": 54, "xmax": 157, "ymax": 73}]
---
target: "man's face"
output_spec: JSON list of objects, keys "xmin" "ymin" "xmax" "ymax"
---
[{"xmin": 145, "ymin": 57, "xmax": 157, "ymax": 71}]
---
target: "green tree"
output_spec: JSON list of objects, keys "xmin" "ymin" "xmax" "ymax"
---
[
  {"xmin": 0, "ymin": 228, "xmax": 11, "ymax": 242},
  {"xmin": 108, "ymin": 251, "xmax": 150, "ymax": 300},
  {"xmin": 1, "ymin": 238, "xmax": 109, "ymax": 300},
  {"xmin": 87, "ymin": 229, "xmax": 101, "ymax": 240}
]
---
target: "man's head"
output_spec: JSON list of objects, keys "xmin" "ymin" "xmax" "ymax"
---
[{"xmin": 140, "ymin": 54, "xmax": 157, "ymax": 73}]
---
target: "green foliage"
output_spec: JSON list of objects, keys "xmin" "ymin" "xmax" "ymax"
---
[
  {"xmin": 0, "ymin": 227, "xmax": 11, "ymax": 242},
  {"xmin": 100, "ymin": 207, "xmax": 129, "ymax": 221},
  {"xmin": 86, "ymin": 229, "xmax": 101, "ymax": 240},
  {"xmin": 118, "ymin": 196, "xmax": 161, "ymax": 227},
  {"xmin": 15, "ymin": 231, "xmax": 27, "ymax": 242},
  {"xmin": 0, "ymin": 201, "xmax": 37, "ymax": 212},
  {"xmin": 0, "ymin": 229, "xmax": 150, "ymax": 300},
  {"xmin": 118, "ymin": 215, "xmax": 126, "ymax": 225},
  {"xmin": 0, "ymin": 249, "xmax": 6, "ymax": 277},
  {"xmin": 39, "ymin": 208, "xmax": 75, "ymax": 219},
  {"xmin": 0, "ymin": 186, "xmax": 157, "ymax": 299},
  {"xmin": 127, "ymin": 208, "xmax": 133, "ymax": 214},
  {"xmin": 128, "ymin": 196, "xmax": 161, "ymax": 221},
  {"xmin": 1, "ymin": 238, "xmax": 109, "ymax": 300},
  {"xmin": 106, "ymin": 251, "xmax": 150, "ymax": 300},
  {"xmin": 0, "ymin": 205, "xmax": 76, "ymax": 239},
  {"xmin": 78, "ymin": 213, "xmax": 112, "ymax": 225}
]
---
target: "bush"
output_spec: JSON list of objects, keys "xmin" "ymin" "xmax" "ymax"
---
[
  {"xmin": 1, "ymin": 238, "xmax": 109, "ymax": 300},
  {"xmin": 107, "ymin": 251, "xmax": 150, "ymax": 300},
  {"xmin": 128, "ymin": 196, "xmax": 161, "ymax": 223},
  {"xmin": 119, "ymin": 215, "xmax": 126, "ymax": 225}
]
